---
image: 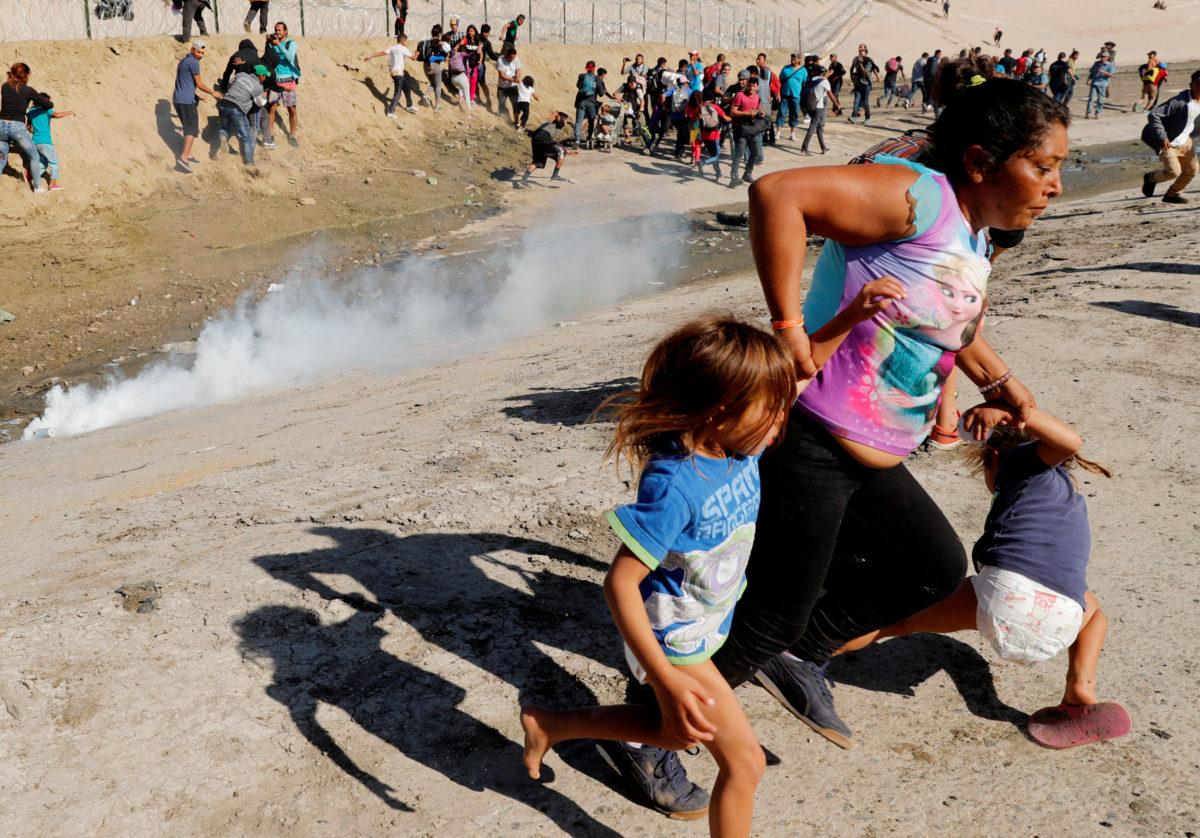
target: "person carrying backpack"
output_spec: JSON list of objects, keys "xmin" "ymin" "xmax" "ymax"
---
[
  {"xmin": 879, "ymin": 56, "xmax": 904, "ymax": 108},
  {"xmin": 667, "ymin": 77, "xmax": 691, "ymax": 158},
  {"xmin": 800, "ymin": 66, "xmax": 838, "ymax": 155},
  {"xmin": 688, "ymin": 93, "xmax": 730, "ymax": 178},
  {"xmin": 574, "ymin": 60, "xmax": 600, "ymax": 146},
  {"xmin": 419, "ymin": 24, "xmax": 449, "ymax": 109},
  {"xmin": 848, "ymin": 43, "xmax": 879, "ymax": 124}
]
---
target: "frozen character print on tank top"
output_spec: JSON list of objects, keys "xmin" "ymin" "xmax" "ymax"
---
[{"xmin": 798, "ymin": 154, "xmax": 991, "ymax": 455}]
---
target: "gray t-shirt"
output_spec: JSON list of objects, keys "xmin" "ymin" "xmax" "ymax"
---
[{"xmin": 224, "ymin": 72, "xmax": 265, "ymax": 114}]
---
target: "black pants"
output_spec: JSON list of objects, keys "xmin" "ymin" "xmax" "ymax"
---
[
  {"xmin": 671, "ymin": 117, "xmax": 689, "ymax": 156},
  {"xmin": 712, "ymin": 410, "xmax": 966, "ymax": 687},
  {"xmin": 181, "ymin": 0, "xmax": 208, "ymax": 40},
  {"xmin": 388, "ymin": 73, "xmax": 416, "ymax": 113},
  {"xmin": 497, "ymin": 85, "xmax": 518, "ymax": 117},
  {"xmin": 244, "ymin": 1, "xmax": 268, "ymax": 32}
]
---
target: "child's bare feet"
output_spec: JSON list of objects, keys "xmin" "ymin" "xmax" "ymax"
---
[{"xmin": 520, "ymin": 706, "xmax": 554, "ymax": 779}]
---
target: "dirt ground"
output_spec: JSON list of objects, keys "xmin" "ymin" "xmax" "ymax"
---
[{"xmin": 2, "ymin": 23, "xmax": 1200, "ymax": 838}]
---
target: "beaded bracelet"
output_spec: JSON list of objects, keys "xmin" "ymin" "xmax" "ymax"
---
[
  {"xmin": 771, "ymin": 317, "xmax": 805, "ymax": 332},
  {"xmin": 978, "ymin": 370, "xmax": 1013, "ymax": 395}
]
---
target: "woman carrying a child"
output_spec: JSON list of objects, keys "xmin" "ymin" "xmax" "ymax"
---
[{"xmin": 709, "ymin": 75, "xmax": 1070, "ymax": 749}]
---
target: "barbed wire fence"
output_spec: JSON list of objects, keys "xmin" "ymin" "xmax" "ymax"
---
[{"xmin": 0, "ymin": 0, "xmax": 806, "ymax": 49}]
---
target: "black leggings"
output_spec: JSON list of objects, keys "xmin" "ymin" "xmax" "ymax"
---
[{"xmin": 712, "ymin": 409, "xmax": 967, "ymax": 687}]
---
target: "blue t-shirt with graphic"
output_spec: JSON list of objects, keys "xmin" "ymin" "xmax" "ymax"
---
[{"xmin": 607, "ymin": 450, "xmax": 760, "ymax": 665}]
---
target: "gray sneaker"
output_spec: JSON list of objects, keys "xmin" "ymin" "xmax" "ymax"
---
[
  {"xmin": 595, "ymin": 741, "xmax": 710, "ymax": 820},
  {"xmin": 755, "ymin": 654, "xmax": 853, "ymax": 749}
]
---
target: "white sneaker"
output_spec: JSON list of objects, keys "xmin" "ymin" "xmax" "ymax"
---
[
  {"xmin": 405, "ymin": 106, "xmax": 419, "ymax": 113},
  {"xmin": 33, "ymin": 186, "xmax": 49, "ymax": 194},
  {"xmin": 386, "ymin": 112, "xmax": 398, "ymax": 119}
]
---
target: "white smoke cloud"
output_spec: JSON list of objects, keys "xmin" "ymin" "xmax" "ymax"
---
[{"xmin": 22, "ymin": 211, "xmax": 686, "ymax": 440}]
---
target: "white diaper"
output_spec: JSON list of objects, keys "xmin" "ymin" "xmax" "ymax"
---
[{"xmin": 971, "ymin": 566, "xmax": 1084, "ymax": 666}]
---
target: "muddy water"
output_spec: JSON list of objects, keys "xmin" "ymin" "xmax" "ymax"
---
[{"xmin": 1059, "ymin": 139, "xmax": 1159, "ymax": 201}]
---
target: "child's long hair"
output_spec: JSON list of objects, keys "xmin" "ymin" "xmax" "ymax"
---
[
  {"xmin": 597, "ymin": 315, "xmax": 795, "ymax": 474},
  {"xmin": 963, "ymin": 423, "xmax": 1112, "ymax": 486}
]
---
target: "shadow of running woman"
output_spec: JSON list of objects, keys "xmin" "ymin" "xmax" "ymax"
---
[{"xmin": 235, "ymin": 526, "xmax": 626, "ymax": 836}]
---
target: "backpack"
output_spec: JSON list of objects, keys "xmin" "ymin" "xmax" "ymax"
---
[
  {"xmin": 885, "ymin": 58, "xmax": 899, "ymax": 73},
  {"xmin": 848, "ymin": 130, "xmax": 928, "ymax": 165},
  {"xmin": 699, "ymin": 102, "xmax": 720, "ymax": 130},
  {"xmin": 670, "ymin": 86, "xmax": 689, "ymax": 113},
  {"xmin": 578, "ymin": 72, "xmax": 596, "ymax": 97},
  {"xmin": 648, "ymin": 66, "xmax": 665, "ymax": 93}
]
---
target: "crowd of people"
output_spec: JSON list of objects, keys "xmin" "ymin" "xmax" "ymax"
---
[{"xmin": 4, "ymin": 16, "xmax": 1198, "ymax": 198}]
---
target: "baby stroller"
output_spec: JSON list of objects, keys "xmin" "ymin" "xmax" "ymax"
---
[
  {"xmin": 591, "ymin": 105, "xmax": 619, "ymax": 152},
  {"xmin": 616, "ymin": 101, "xmax": 652, "ymax": 154}
]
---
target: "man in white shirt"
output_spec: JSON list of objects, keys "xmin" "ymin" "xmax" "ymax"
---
[
  {"xmin": 1141, "ymin": 69, "xmax": 1200, "ymax": 204},
  {"xmin": 496, "ymin": 46, "xmax": 522, "ymax": 119}
]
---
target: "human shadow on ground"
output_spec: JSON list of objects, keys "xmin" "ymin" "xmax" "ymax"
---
[
  {"xmin": 1091, "ymin": 299, "xmax": 1200, "ymax": 328},
  {"xmin": 199, "ymin": 112, "xmax": 223, "ymax": 159},
  {"xmin": 360, "ymin": 76, "xmax": 392, "ymax": 108},
  {"xmin": 154, "ymin": 98, "xmax": 181, "ymax": 157},
  {"xmin": 236, "ymin": 526, "xmax": 627, "ymax": 835},
  {"xmin": 830, "ymin": 634, "xmax": 1027, "ymax": 730},
  {"xmin": 1026, "ymin": 260, "xmax": 1200, "ymax": 277},
  {"xmin": 500, "ymin": 377, "xmax": 637, "ymax": 426},
  {"xmin": 624, "ymin": 159, "xmax": 703, "ymax": 183}
]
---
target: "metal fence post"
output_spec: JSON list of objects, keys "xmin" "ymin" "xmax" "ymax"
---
[
  {"xmin": 590, "ymin": 3, "xmax": 594, "ymax": 43},
  {"xmin": 483, "ymin": 0, "xmax": 488, "ymax": 29},
  {"xmin": 563, "ymin": 1, "xmax": 566, "ymax": 44},
  {"xmin": 212, "ymin": 0, "xmax": 221, "ymax": 34},
  {"xmin": 642, "ymin": 0, "xmax": 646, "ymax": 42},
  {"xmin": 300, "ymin": 0, "xmax": 307, "ymax": 36},
  {"xmin": 82, "ymin": 0, "xmax": 92, "ymax": 39},
  {"xmin": 528, "ymin": 0, "xmax": 532, "ymax": 42}
]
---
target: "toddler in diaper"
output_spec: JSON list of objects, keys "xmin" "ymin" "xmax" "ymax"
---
[{"xmin": 838, "ymin": 403, "xmax": 1130, "ymax": 748}]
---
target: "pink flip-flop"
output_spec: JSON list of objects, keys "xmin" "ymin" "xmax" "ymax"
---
[{"xmin": 1028, "ymin": 702, "xmax": 1131, "ymax": 749}]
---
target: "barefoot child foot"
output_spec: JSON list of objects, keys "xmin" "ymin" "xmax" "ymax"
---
[{"xmin": 520, "ymin": 706, "xmax": 555, "ymax": 779}]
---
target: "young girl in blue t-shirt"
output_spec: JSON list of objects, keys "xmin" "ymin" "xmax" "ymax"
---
[
  {"xmin": 838, "ymin": 403, "xmax": 1130, "ymax": 749},
  {"xmin": 522, "ymin": 280, "xmax": 905, "ymax": 836}
]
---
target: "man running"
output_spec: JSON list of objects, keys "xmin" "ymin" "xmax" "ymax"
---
[{"xmin": 517, "ymin": 111, "xmax": 577, "ymax": 186}]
